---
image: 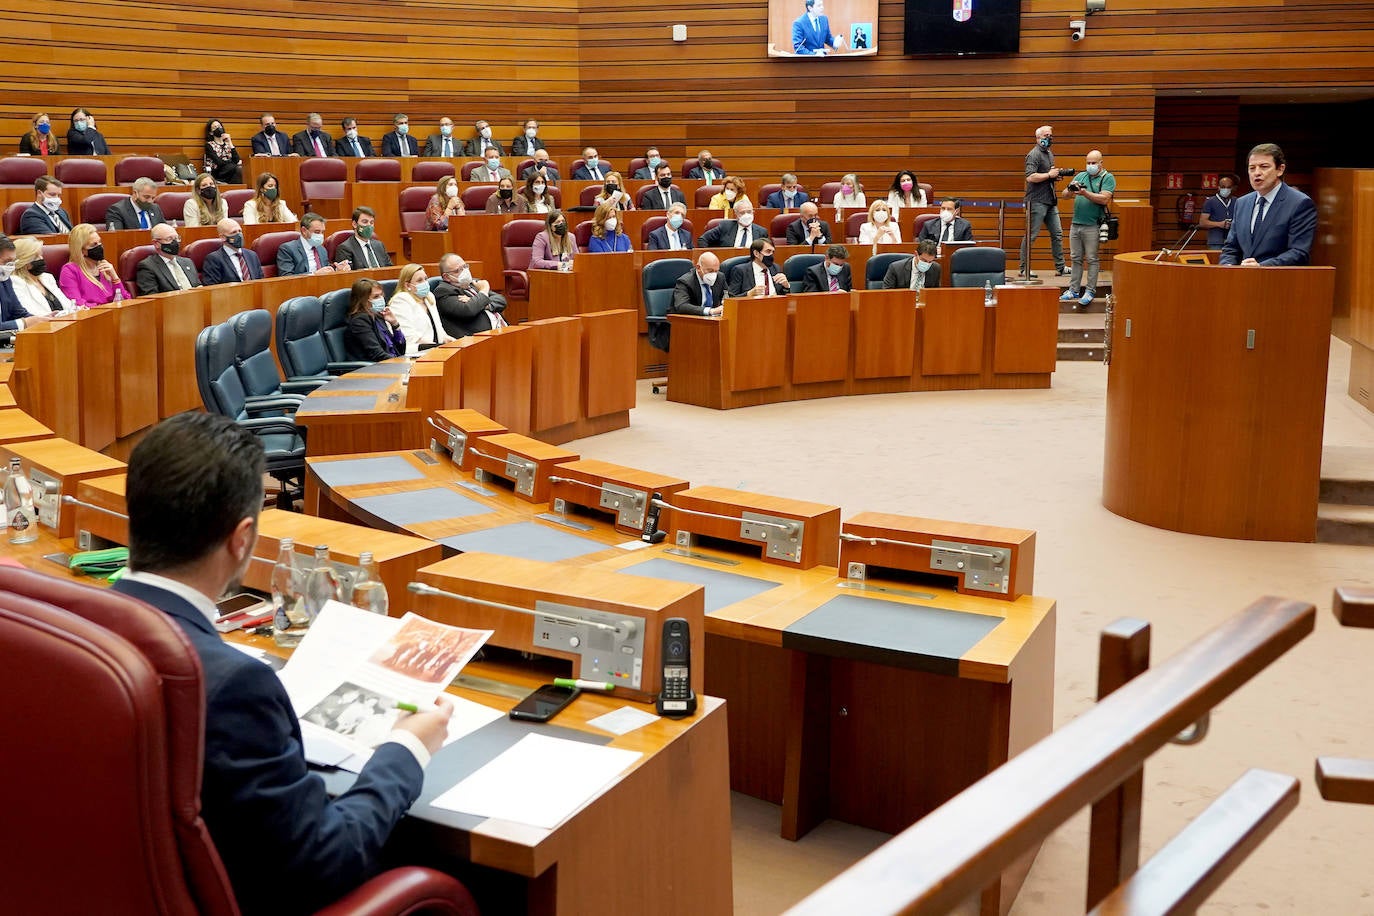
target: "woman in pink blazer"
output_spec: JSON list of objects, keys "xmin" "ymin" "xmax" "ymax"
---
[{"xmin": 59, "ymin": 224, "xmax": 130, "ymax": 307}]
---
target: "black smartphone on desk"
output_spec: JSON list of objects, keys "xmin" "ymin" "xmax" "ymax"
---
[{"xmin": 509, "ymin": 683, "xmax": 580, "ymax": 723}]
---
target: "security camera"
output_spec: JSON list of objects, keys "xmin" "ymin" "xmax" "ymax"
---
[{"xmin": 1070, "ymin": 19, "xmax": 1086, "ymax": 41}]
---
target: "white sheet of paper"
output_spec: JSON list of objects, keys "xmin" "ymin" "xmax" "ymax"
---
[
  {"xmin": 615, "ymin": 539, "xmax": 651, "ymax": 551},
  {"xmin": 443, "ymin": 696, "xmax": 505, "ymax": 746},
  {"xmin": 301, "ymin": 724, "xmax": 356, "ymax": 767},
  {"xmin": 430, "ymin": 733, "xmax": 642, "ymax": 829},
  {"xmin": 587, "ymin": 705, "xmax": 660, "ymax": 736},
  {"xmin": 229, "ymin": 642, "xmax": 269, "ymax": 663}
]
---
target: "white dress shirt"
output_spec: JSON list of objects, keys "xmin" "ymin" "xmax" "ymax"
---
[
  {"xmin": 1251, "ymin": 184, "xmax": 1281, "ymax": 232},
  {"xmin": 858, "ymin": 222, "xmax": 901, "ymax": 245}
]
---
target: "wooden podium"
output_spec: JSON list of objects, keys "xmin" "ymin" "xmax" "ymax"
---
[{"xmin": 1103, "ymin": 252, "xmax": 1336, "ymax": 541}]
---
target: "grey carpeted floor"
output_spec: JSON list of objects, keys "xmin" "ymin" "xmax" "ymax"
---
[{"xmin": 570, "ymin": 337, "xmax": 1374, "ymax": 915}]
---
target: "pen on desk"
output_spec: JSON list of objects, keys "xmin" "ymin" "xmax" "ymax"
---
[{"xmin": 553, "ymin": 678, "xmax": 615, "ymax": 692}]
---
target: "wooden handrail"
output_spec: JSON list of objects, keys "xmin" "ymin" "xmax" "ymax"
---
[
  {"xmin": 786, "ymin": 596, "xmax": 1315, "ymax": 916},
  {"xmin": 1332, "ymin": 585, "xmax": 1374, "ymax": 628}
]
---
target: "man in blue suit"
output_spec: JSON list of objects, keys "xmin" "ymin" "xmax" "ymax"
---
[
  {"xmin": 792, "ymin": 0, "xmax": 844, "ymax": 55},
  {"xmin": 19, "ymin": 176, "xmax": 74, "ymax": 234},
  {"xmin": 647, "ymin": 204, "xmax": 694, "ymax": 251},
  {"xmin": 765, "ymin": 174, "xmax": 810, "ymax": 210},
  {"xmin": 202, "ymin": 218, "xmax": 266, "ymax": 285},
  {"xmin": 1220, "ymin": 143, "xmax": 1316, "ymax": 267},
  {"xmin": 112, "ymin": 412, "xmax": 453, "ymax": 915},
  {"xmin": 278, "ymin": 213, "xmax": 344, "ymax": 276}
]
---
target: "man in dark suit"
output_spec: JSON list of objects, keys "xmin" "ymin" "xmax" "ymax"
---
[
  {"xmin": 19, "ymin": 176, "xmax": 73, "ymax": 235},
  {"xmin": 511, "ymin": 119, "xmax": 545, "ymax": 156},
  {"xmin": 105, "ymin": 177, "xmax": 169, "ymax": 231},
  {"xmin": 801, "ymin": 244, "xmax": 853, "ymax": 293},
  {"xmin": 671, "ymin": 252, "xmax": 726, "ymax": 317},
  {"xmin": 463, "ymin": 119, "xmax": 504, "ymax": 157},
  {"xmin": 786, "ymin": 202, "xmax": 833, "ymax": 247},
  {"xmin": 638, "ymin": 162, "xmax": 688, "ymax": 210},
  {"xmin": 632, "ymin": 148, "xmax": 664, "ymax": 180},
  {"xmin": 918, "ymin": 198, "xmax": 974, "ymax": 245},
  {"xmin": 338, "ymin": 117, "xmax": 375, "ymax": 157},
  {"xmin": 250, "ymin": 113, "xmax": 294, "ymax": 157},
  {"xmin": 334, "ymin": 206, "xmax": 392, "ymax": 270},
  {"xmin": 111, "ymin": 411, "xmax": 453, "ymax": 916},
  {"xmin": 765, "ymin": 174, "xmax": 810, "ymax": 210},
  {"xmin": 727, "ymin": 238, "xmax": 790, "ymax": 297},
  {"xmin": 518, "ymin": 150, "xmax": 561, "ymax": 184},
  {"xmin": 278, "ymin": 213, "xmax": 344, "ymax": 276},
  {"xmin": 432, "ymin": 253, "xmax": 509, "ymax": 336},
  {"xmin": 422, "ymin": 117, "xmax": 460, "ymax": 158},
  {"xmin": 1, "ymin": 235, "xmax": 50, "ymax": 334},
  {"xmin": 291, "ymin": 113, "xmax": 336, "ymax": 158},
  {"xmin": 135, "ymin": 223, "xmax": 202, "ymax": 294},
  {"xmin": 883, "ymin": 239, "xmax": 942, "ymax": 291},
  {"xmin": 572, "ymin": 147, "xmax": 610, "ymax": 181},
  {"xmin": 647, "ymin": 205, "xmax": 694, "ymax": 251},
  {"xmin": 1220, "ymin": 142, "xmax": 1316, "ymax": 267},
  {"xmin": 792, "ymin": 0, "xmax": 843, "ymax": 54},
  {"xmin": 202, "ymin": 219, "xmax": 266, "ymax": 285},
  {"xmin": 699, "ymin": 203, "xmax": 768, "ymax": 249},
  {"xmin": 686, "ymin": 151, "xmax": 723, "ymax": 183},
  {"xmin": 381, "ymin": 114, "xmax": 419, "ymax": 157}
]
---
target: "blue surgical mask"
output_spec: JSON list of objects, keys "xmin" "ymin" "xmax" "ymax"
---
[
  {"xmin": 371, "ymin": 298, "xmax": 386, "ymax": 312},
  {"xmin": 414, "ymin": 279, "xmax": 431, "ymax": 297},
  {"xmin": 440, "ymin": 124, "xmax": 452, "ymax": 136},
  {"xmin": 647, "ymin": 156, "xmax": 661, "ymax": 170},
  {"xmin": 586, "ymin": 156, "xmax": 599, "ymax": 169},
  {"xmin": 308, "ymin": 232, "xmax": 323, "ymax": 246},
  {"xmin": 826, "ymin": 262, "xmax": 843, "ymax": 276},
  {"xmin": 916, "ymin": 259, "xmax": 932, "ymax": 273},
  {"xmin": 1039, "ymin": 136, "xmax": 1052, "ymax": 149},
  {"xmin": 668, "ymin": 214, "xmax": 684, "ymax": 229},
  {"xmin": 1086, "ymin": 163, "xmax": 1100, "ymax": 176},
  {"xmin": 396, "ymin": 123, "xmax": 409, "ymax": 135},
  {"xmin": 74, "ymin": 119, "xmax": 88, "ymax": 132},
  {"xmin": 1218, "ymin": 187, "xmax": 1232, "ymax": 199},
  {"xmin": 36, "ymin": 122, "xmax": 50, "ymax": 135}
]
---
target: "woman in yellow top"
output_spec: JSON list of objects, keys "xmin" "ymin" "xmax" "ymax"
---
[{"xmin": 708, "ymin": 176, "xmax": 753, "ymax": 217}]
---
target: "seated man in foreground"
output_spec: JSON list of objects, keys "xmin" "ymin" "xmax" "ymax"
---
[{"xmin": 112, "ymin": 412, "xmax": 453, "ymax": 915}]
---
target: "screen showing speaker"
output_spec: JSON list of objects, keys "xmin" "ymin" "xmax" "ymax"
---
[
  {"xmin": 767, "ymin": 0, "xmax": 880, "ymax": 57},
  {"xmin": 904, "ymin": 0, "xmax": 1021, "ymax": 56}
]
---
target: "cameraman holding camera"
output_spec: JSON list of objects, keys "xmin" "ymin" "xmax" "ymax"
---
[
  {"xmin": 1019, "ymin": 124, "xmax": 1068, "ymax": 279},
  {"xmin": 1059, "ymin": 149, "xmax": 1115, "ymax": 309}
]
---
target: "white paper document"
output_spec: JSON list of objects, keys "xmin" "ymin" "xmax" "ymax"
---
[
  {"xmin": 587, "ymin": 705, "xmax": 660, "ymax": 736},
  {"xmin": 430, "ymin": 733, "xmax": 642, "ymax": 829}
]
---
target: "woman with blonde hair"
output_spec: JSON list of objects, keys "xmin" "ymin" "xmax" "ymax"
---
[
  {"xmin": 593, "ymin": 171, "xmax": 635, "ymax": 211},
  {"xmin": 588, "ymin": 202, "xmax": 632, "ymax": 252},
  {"xmin": 386, "ymin": 263, "xmax": 454, "ymax": 354},
  {"xmin": 708, "ymin": 176, "xmax": 752, "ymax": 216},
  {"xmin": 58, "ymin": 224, "xmax": 129, "ymax": 307},
  {"xmin": 858, "ymin": 199, "xmax": 901, "ymax": 247},
  {"xmin": 425, "ymin": 176, "xmax": 466, "ymax": 230},
  {"xmin": 184, "ymin": 173, "xmax": 228, "ymax": 227},
  {"xmin": 18, "ymin": 112, "xmax": 60, "ymax": 156},
  {"xmin": 242, "ymin": 172, "xmax": 297, "ymax": 225},
  {"xmin": 9, "ymin": 237, "xmax": 74, "ymax": 315},
  {"xmin": 832, "ymin": 173, "xmax": 866, "ymax": 214}
]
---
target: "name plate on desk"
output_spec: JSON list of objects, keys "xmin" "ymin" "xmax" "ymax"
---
[
  {"xmin": 467, "ymin": 432, "xmax": 578, "ymax": 503},
  {"xmin": 666, "ymin": 485, "xmax": 840, "ymax": 569}
]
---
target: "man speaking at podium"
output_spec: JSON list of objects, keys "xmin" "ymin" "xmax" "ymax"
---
[{"xmin": 1220, "ymin": 142, "xmax": 1315, "ymax": 267}]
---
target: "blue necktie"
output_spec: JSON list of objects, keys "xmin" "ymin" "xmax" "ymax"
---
[
  {"xmin": 1254, "ymin": 196, "xmax": 1267, "ymax": 233},
  {"xmin": 703, "ymin": 283, "xmax": 713, "ymax": 312},
  {"xmin": 139, "ymin": 209, "xmax": 149, "ymax": 229}
]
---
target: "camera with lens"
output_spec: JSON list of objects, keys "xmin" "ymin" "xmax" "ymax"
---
[{"xmin": 1066, "ymin": 180, "xmax": 1083, "ymax": 193}]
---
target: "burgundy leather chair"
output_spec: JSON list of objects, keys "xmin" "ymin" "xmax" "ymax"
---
[
  {"xmin": 400, "ymin": 186, "xmax": 435, "ymax": 233},
  {"xmin": 913, "ymin": 211, "xmax": 939, "ymax": 240},
  {"xmin": 515, "ymin": 159, "xmax": 535, "ymax": 179},
  {"xmin": 569, "ymin": 158, "xmax": 585, "ymax": 177},
  {"xmin": 578, "ymin": 185, "xmax": 602, "ymax": 207},
  {"xmin": 252, "ymin": 230, "xmax": 299, "ymax": 279},
  {"xmin": 184, "ymin": 238, "xmax": 220, "ymax": 272},
  {"xmin": 702, "ymin": 218, "xmax": 725, "ymax": 242},
  {"xmin": 573, "ymin": 220, "xmax": 594, "ymax": 249},
  {"xmin": 356, "ymin": 159, "xmax": 402, "ymax": 182},
  {"xmin": 459, "ymin": 161, "xmax": 485, "ymax": 181},
  {"xmin": 42, "ymin": 243, "xmax": 69, "ymax": 275},
  {"xmin": 818, "ymin": 181, "xmax": 844, "ymax": 205},
  {"xmin": 694, "ymin": 186, "xmax": 721, "ymax": 208},
  {"xmin": 325, "ymin": 230, "xmax": 353, "ymax": 260},
  {"xmin": 81, "ymin": 192, "xmax": 128, "ymax": 227},
  {"xmin": 114, "ymin": 156, "xmax": 167, "ymax": 185},
  {"xmin": 0, "ymin": 566, "xmax": 479, "ymax": 916},
  {"xmin": 845, "ymin": 211, "xmax": 867, "ymax": 242},
  {"xmin": 3, "ymin": 201, "xmax": 29, "ymax": 236},
  {"xmin": 300, "ymin": 158, "xmax": 347, "ymax": 208},
  {"xmin": 0, "ymin": 156, "xmax": 47, "ymax": 186},
  {"xmin": 770, "ymin": 213, "xmax": 802, "ymax": 245},
  {"xmin": 53, "ymin": 158, "xmax": 109, "ymax": 186},
  {"xmin": 641, "ymin": 216, "xmax": 666, "ymax": 247},
  {"xmin": 628, "ymin": 157, "xmax": 647, "ymax": 177},
  {"xmin": 758, "ymin": 183, "xmax": 782, "ymax": 207},
  {"xmin": 500, "ymin": 218, "xmax": 546, "ymax": 300},
  {"xmin": 119, "ymin": 244, "xmax": 156, "ymax": 283},
  {"xmin": 223, "ymin": 188, "xmax": 254, "ymax": 219},
  {"xmin": 411, "ymin": 161, "xmax": 455, "ymax": 182},
  {"xmin": 919, "ymin": 182, "xmax": 934, "ymax": 204},
  {"xmin": 681, "ymin": 159, "xmax": 724, "ymax": 178},
  {"xmin": 461, "ymin": 186, "xmax": 496, "ymax": 211},
  {"xmin": 158, "ymin": 191, "xmax": 193, "ymax": 225}
]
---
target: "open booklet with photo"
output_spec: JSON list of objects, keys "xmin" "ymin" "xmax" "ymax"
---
[{"xmin": 277, "ymin": 601, "xmax": 500, "ymax": 770}]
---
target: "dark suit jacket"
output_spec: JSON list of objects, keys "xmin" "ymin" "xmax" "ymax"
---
[
  {"xmin": 111, "ymin": 577, "xmax": 422, "ymax": 916},
  {"xmin": 135, "ymin": 253, "xmax": 202, "ymax": 295},
  {"xmin": 381, "ymin": 131, "xmax": 420, "ymax": 157},
  {"xmin": 1219, "ymin": 183, "xmax": 1316, "ymax": 266},
  {"xmin": 422, "ymin": 134, "xmax": 463, "ymax": 158},
  {"xmin": 346, "ymin": 312, "xmax": 405, "ymax": 361},
  {"xmin": 917, "ymin": 216, "xmax": 974, "ymax": 245},
  {"xmin": 699, "ymin": 220, "xmax": 767, "ymax": 249},
  {"xmin": 292, "ymin": 130, "xmax": 336, "ymax": 158},
  {"xmin": 573, "ymin": 162, "xmax": 612, "ymax": 181},
  {"xmin": 670, "ymin": 271, "xmax": 727, "ymax": 316},
  {"xmin": 464, "ymin": 136, "xmax": 505, "ymax": 157},
  {"xmin": 518, "ymin": 165, "xmax": 561, "ymax": 184},
  {"xmin": 250, "ymin": 129, "xmax": 291, "ymax": 156},
  {"xmin": 1, "ymin": 278, "xmax": 33, "ymax": 332},
  {"xmin": 277, "ymin": 237, "xmax": 332, "ymax": 276},
  {"xmin": 433, "ymin": 279, "xmax": 509, "ymax": 337},
  {"xmin": 511, "ymin": 135, "xmax": 546, "ymax": 156},
  {"xmin": 647, "ymin": 226, "xmax": 693, "ymax": 251},
  {"xmin": 66, "ymin": 128, "xmax": 110, "ymax": 155},
  {"xmin": 786, "ymin": 217, "xmax": 833, "ymax": 247},
  {"xmin": 727, "ymin": 260, "xmax": 790, "ymax": 298},
  {"xmin": 686, "ymin": 167, "xmax": 724, "ymax": 183},
  {"xmin": 201, "ymin": 246, "xmax": 265, "ymax": 285},
  {"xmin": 765, "ymin": 191, "xmax": 811, "ymax": 210},
  {"xmin": 106, "ymin": 198, "xmax": 170, "ymax": 231},
  {"xmin": 18, "ymin": 203, "xmax": 73, "ymax": 235},
  {"xmin": 882, "ymin": 257, "xmax": 942, "ymax": 290},
  {"xmin": 801, "ymin": 262, "xmax": 852, "ymax": 293},
  {"xmin": 337, "ymin": 135, "xmax": 375, "ymax": 158},
  {"xmin": 637, "ymin": 186, "xmax": 687, "ymax": 210},
  {"xmin": 334, "ymin": 235, "xmax": 392, "ymax": 270}
]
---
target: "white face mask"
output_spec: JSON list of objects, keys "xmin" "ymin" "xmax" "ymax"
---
[
  {"xmin": 723, "ymin": 188, "xmax": 737, "ymax": 201},
  {"xmin": 737, "ymin": 212, "xmax": 754, "ymax": 227},
  {"xmin": 0, "ymin": 263, "xmax": 14, "ymax": 280},
  {"xmin": 480, "ymin": 126, "xmax": 492, "ymax": 139},
  {"xmin": 345, "ymin": 128, "xmax": 358, "ymax": 139},
  {"xmin": 525, "ymin": 127, "xmax": 537, "ymax": 139},
  {"xmin": 532, "ymin": 183, "xmax": 546, "ymax": 195},
  {"xmin": 874, "ymin": 210, "xmax": 889, "ymax": 224},
  {"xmin": 452, "ymin": 267, "xmax": 472, "ymax": 287},
  {"xmin": 445, "ymin": 183, "xmax": 458, "ymax": 197},
  {"xmin": 700, "ymin": 271, "xmax": 718, "ymax": 286},
  {"xmin": 604, "ymin": 217, "xmax": 618, "ymax": 232},
  {"xmin": 42, "ymin": 196, "xmax": 63, "ymax": 211},
  {"xmin": 940, "ymin": 209, "xmax": 954, "ymax": 224}
]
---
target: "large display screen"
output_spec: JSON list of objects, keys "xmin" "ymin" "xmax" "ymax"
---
[
  {"xmin": 903, "ymin": 0, "xmax": 1021, "ymax": 56},
  {"xmin": 768, "ymin": 0, "xmax": 880, "ymax": 57}
]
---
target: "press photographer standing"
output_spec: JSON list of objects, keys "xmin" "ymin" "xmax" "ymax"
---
[
  {"xmin": 1019, "ymin": 124, "xmax": 1067, "ymax": 279},
  {"xmin": 1058, "ymin": 149, "xmax": 1115, "ymax": 309}
]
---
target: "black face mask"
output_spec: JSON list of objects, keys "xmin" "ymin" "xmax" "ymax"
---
[
  {"xmin": 199, "ymin": 186, "xmax": 218, "ymax": 202},
  {"xmin": 263, "ymin": 125, "xmax": 277, "ymax": 136},
  {"xmin": 657, "ymin": 176, "xmax": 673, "ymax": 189},
  {"xmin": 211, "ymin": 126, "xmax": 224, "ymax": 138},
  {"xmin": 29, "ymin": 259, "xmax": 46, "ymax": 276},
  {"xmin": 761, "ymin": 255, "xmax": 775, "ymax": 269},
  {"xmin": 604, "ymin": 183, "xmax": 618, "ymax": 196},
  {"xmin": 700, "ymin": 160, "xmax": 712, "ymax": 170},
  {"xmin": 552, "ymin": 223, "xmax": 567, "ymax": 236},
  {"xmin": 226, "ymin": 234, "xmax": 244, "ymax": 249},
  {"xmin": 499, "ymin": 187, "xmax": 513, "ymax": 199},
  {"xmin": 159, "ymin": 239, "xmax": 181, "ymax": 256},
  {"xmin": 87, "ymin": 244, "xmax": 105, "ymax": 262}
]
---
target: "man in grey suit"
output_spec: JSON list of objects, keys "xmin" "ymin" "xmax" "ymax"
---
[
  {"xmin": 106, "ymin": 178, "xmax": 169, "ymax": 230},
  {"xmin": 422, "ymin": 117, "xmax": 461, "ymax": 158},
  {"xmin": 469, "ymin": 149, "xmax": 512, "ymax": 184},
  {"xmin": 883, "ymin": 239, "xmax": 942, "ymax": 291},
  {"xmin": 135, "ymin": 223, "xmax": 202, "ymax": 294},
  {"xmin": 334, "ymin": 207, "xmax": 392, "ymax": 270},
  {"xmin": 671, "ymin": 252, "xmax": 726, "ymax": 317},
  {"xmin": 463, "ymin": 119, "xmax": 505, "ymax": 157},
  {"xmin": 277, "ymin": 213, "xmax": 343, "ymax": 276}
]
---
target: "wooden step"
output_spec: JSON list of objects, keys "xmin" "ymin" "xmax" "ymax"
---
[
  {"xmin": 1057, "ymin": 342, "xmax": 1104, "ymax": 362},
  {"xmin": 1320, "ymin": 447, "xmax": 1374, "ymax": 506},
  {"xmin": 1317, "ymin": 503, "xmax": 1374, "ymax": 546}
]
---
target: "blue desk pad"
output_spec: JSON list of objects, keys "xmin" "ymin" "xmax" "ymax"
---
[
  {"xmin": 438, "ymin": 521, "xmax": 611, "ymax": 563},
  {"xmin": 297, "ymin": 395, "xmax": 381, "ymax": 413},
  {"xmin": 353, "ymin": 487, "xmax": 495, "ymax": 526},
  {"xmin": 319, "ymin": 376, "xmax": 396, "ymax": 392},
  {"xmin": 310, "ymin": 456, "xmax": 426, "ymax": 489},
  {"xmin": 350, "ymin": 361, "xmax": 411, "ymax": 375},
  {"xmin": 782, "ymin": 594, "xmax": 1003, "ymax": 676},
  {"xmin": 617, "ymin": 558, "xmax": 782, "ymax": 615}
]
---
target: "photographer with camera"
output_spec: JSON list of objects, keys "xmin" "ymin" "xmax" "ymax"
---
[
  {"xmin": 1019, "ymin": 124, "xmax": 1068, "ymax": 279},
  {"xmin": 784, "ymin": 200, "xmax": 833, "ymax": 248},
  {"xmin": 1058, "ymin": 149, "xmax": 1115, "ymax": 309}
]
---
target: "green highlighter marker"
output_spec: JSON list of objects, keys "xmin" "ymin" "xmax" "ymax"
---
[
  {"xmin": 394, "ymin": 701, "xmax": 420, "ymax": 713},
  {"xmin": 553, "ymin": 678, "xmax": 615, "ymax": 692}
]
